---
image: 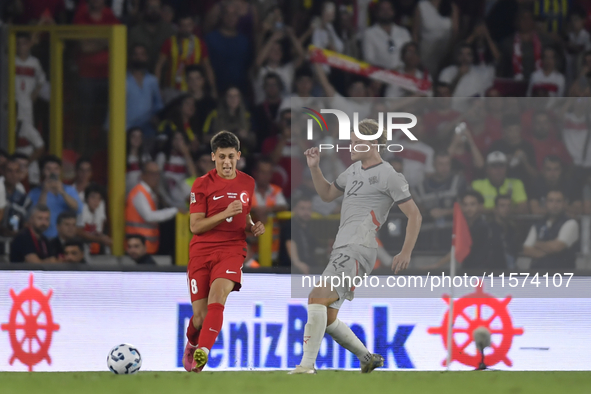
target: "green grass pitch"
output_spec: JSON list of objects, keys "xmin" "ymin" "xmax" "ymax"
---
[{"xmin": 2, "ymin": 371, "xmax": 591, "ymax": 394}]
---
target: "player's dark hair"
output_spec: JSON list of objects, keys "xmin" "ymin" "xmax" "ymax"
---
[
  {"xmin": 460, "ymin": 190, "xmax": 484, "ymax": 205},
  {"xmin": 126, "ymin": 234, "xmax": 147, "ymax": 245},
  {"xmin": 64, "ymin": 239, "xmax": 84, "ymax": 249},
  {"xmin": 210, "ymin": 131, "xmax": 240, "ymax": 153},
  {"xmin": 494, "ymin": 194, "xmax": 511, "ymax": 206},
  {"xmin": 502, "ymin": 114, "xmax": 521, "ymax": 129},
  {"xmin": 75, "ymin": 157, "xmax": 92, "ymax": 171},
  {"xmin": 40, "ymin": 155, "xmax": 62, "ymax": 170},
  {"xmin": 57, "ymin": 211, "xmax": 77, "ymax": 225},
  {"xmin": 84, "ymin": 184, "xmax": 104, "ymax": 201}
]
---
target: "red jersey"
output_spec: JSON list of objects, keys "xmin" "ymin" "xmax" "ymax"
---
[{"xmin": 189, "ymin": 169, "xmax": 255, "ymax": 256}]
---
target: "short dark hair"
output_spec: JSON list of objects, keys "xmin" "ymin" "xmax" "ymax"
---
[
  {"xmin": 126, "ymin": 234, "xmax": 146, "ymax": 245},
  {"xmin": 64, "ymin": 239, "xmax": 84, "ymax": 252},
  {"xmin": 32, "ymin": 204, "xmax": 50, "ymax": 214},
  {"xmin": 263, "ymin": 72, "xmax": 284, "ymax": 90},
  {"xmin": 494, "ymin": 194, "xmax": 512, "ymax": 206},
  {"xmin": 210, "ymin": 131, "xmax": 240, "ymax": 153},
  {"xmin": 295, "ymin": 65, "xmax": 314, "ymax": 81},
  {"xmin": 75, "ymin": 157, "xmax": 92, "ymax": 171},
  {"xmin": 294, "ymin": 195, "xmax": 312, "ymax": 206},
  {"xmin": 10, "ymin": 152, "xmax": 29, "ymax": 162},
  {"xmin": 460, "ymin": 190, "xmax": 485, "ymax": 205},
  {"xmin": 56, "ymin": 211, "xmax": 77, "ymax": 225},
  {"xmin": 16, "ymin": 32, "xmax": 31, "ymax": 40},
  {"xmin": 40, "ymin": 155, "xmax": 62, "ymax": 170},
  {"xmin": 185, "ymin": 64, "xmax": 204, "ymax": 77},
  {"xmin": 256, "ymin": 157, "xmax": 274, "ymax": 170},
  {"xmin": 84, "ymin": 184, "xmax": 104, "ymax": 201},
  {"xmin": 176, "ymin": 14, "xmax": 193, "ymax": 23},
  {"xmin": 502, "ymin": 114, "xmax": 521, "ymax": 129},
  {"xmin": 130, "ymin": 43, "xmax": 148, "ymax": 56},
  {"xmin": 0, "ymin": 148, "xmax": 8, "ymax": 160},
  {"xmin": 543, "ymin": 155, "xmax": 563, "ymax": 167},
  {"xmin": 401, "ymin": 41, "xmax": 419, "ymax": 59}
]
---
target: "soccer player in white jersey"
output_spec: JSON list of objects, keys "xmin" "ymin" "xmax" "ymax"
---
[{"xmin": 290, "ymin": 119, "xmax": 422, "ymax": 374}]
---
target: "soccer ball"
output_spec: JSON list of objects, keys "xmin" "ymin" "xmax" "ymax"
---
[{"xmin": 107, "ymin": 343, "xmax": 142, "ymax": 374}]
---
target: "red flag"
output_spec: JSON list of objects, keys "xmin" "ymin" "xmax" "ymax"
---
[{"xmin": 452, "ymin": 202, "xmax": 472, "ymax": 264}]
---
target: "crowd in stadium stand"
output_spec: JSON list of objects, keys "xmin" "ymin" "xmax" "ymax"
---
[{"xmin": 1, "ymin": 0, "xmax": 591, "ymax": 271}]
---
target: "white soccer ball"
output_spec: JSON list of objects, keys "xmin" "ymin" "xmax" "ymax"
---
[{"xmin": 107, "ymin": 343, "xmax": 142, "ymax": 374}]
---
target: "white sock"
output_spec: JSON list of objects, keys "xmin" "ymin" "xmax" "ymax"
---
[
  {"xmin": 300, "ymin": 304, "xmax": 327, "ymax": 369},
  {"xmin": 199, "ymin": 347, "xmax": 210, "ymax": 356},
  {"xmin": 326, "ymin": 319, "xmax": 372, "ymax": 364}
]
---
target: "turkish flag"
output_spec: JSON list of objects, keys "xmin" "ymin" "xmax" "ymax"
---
[{"xmin": 453, "ymin": 202, "xmax": 472, "ymax": 264}]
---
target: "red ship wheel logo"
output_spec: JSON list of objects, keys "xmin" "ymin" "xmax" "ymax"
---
[
  {"xmin": 1, "ymin": 273, "xmax": 60, "ymax": 371},
  {"xmin": 427, "ymin": 284, "xmax": 524, "ymax": 368}
]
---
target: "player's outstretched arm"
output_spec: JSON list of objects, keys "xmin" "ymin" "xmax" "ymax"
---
[
  {"xmin": 392, "ymin": 198, "xmax": 422, "ymax": 273},
  {"xmin": 304, "ymin": 147, "xmax": 344, "ymax": 202},
  {"xmin": 190, "ymin": 201, "xmax": 243, "ymax": 234}
]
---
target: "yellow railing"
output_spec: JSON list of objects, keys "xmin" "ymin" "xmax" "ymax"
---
[{"xmin": 7, "ymin": 25, "xmax": 127, "ymax": 256}]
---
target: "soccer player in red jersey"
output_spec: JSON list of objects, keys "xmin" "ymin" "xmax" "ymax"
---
[{"xmin": 183, "ymin": 131, "xmax": 265, "ymax": 372}]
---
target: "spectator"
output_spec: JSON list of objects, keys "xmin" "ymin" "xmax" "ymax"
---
[
  {"xmin": 413, "ymin": 151, "xmax": 466, "ymax": 224},
  {"xmin": 568, "ymin": 50, "xmax": 591, "ymax": 96},
  {"xmin": 523, "ymin": 189, "xmax": 579, "ymax": 270},
  {"xmin": 561, "ymin": 97, "xmax": 591, "ymax": 170},
  {"xmin": 9, "ymin": 153, "xmax": 30, "ymax": 193},
  {"xmin": 185, "ymin": 151, "xmax": 216, "ymax": 187},
  {"xmin": 77, "ymin": 184, "xmax": 111, "ymax": 255},
  {"xmin": 526, "ymin": 111, "xmax": 572, "ymax": 169},
  {"xmin": 186, "ymin": 65, "xmax": 217, "ymax": 137},
  {"xmin": 250, "ymin": 158, "xmax": 289, "ymax": 262},
  {"xmin": 15, "ymin": 32, "xmax": 46, "ymax": 125},
  {"xmin": 73, "ymin": 158, "xmax": 94, "ymax": 202},
  {"xmin": 466, "ymin": 22, "xmax": 501, "ymax": 69},
  {"xmin": 438, "ymin": 42, "xmax": 495, "ymax": 111},
  {"xmin": 489, "ymin": 194, "xmax": 520, "ymax": 270},
  {"xmin": 472, "ymin": 151, "xmax": 528, "ymax": 213},
  {"xmin": 157, "ymin": 94, "xmax": 199, "ymax": 153},
  {"xmin": 499, "ymin": 6, "xmax": 551, "ymax": 81},
  {"xmin": 278, "ymin": 195, "xmax": 318, "ymax": 273},
  {"xmin": 15, "ymin": 120, "xmax": 45, "ymax": 188},
  {"xmin": 28, "ymin": 155, "xmax": 82, "ymax": 238},
  {"xmin": 203, "ymin": 87, "xmax": 255, "ymax": 153},
  {"xmin": 11, "ymin": 0, "xmax": 65, "ymax": 24},
  {"xmin": 0, "ymin": 158, "xmax": 31, "ymax": 237},
  {"xmin": 155, "ymin": 14, "xmax": 217, "ymax": 100},
  {"xmin": 126, "ymin": 234, "xmax": 157, "ymax": 264},
  {"xmin": 253, "ymin": 27, "xmax": 305, "ymax": 104},
  {"xmin": 48, "ymin": 210, "xmax": 78, "ymax": 259},
  {"xmin": 385, "ymin": 41, "xmax": 433, "ymax": 98},
  {"xmin": 447, "ymin": 122, "xmax": 485, "ymax": 183},
  {"xmin": 128, "ymin": 0, "xmax": 175, "ymax": 73},
  {"xmin": 278, "ymin": 65, "xmax": 317, "ymax": 112},
  {"xmin": 0, "ymin": 149, "xmax": 7, "ymax": 177},
  {"xmin": 312, "ymin": 2, "xmax": 345, "ymax": 55},
  {"xmin": 126, "ymin": 127, "xmax": 152, "ymax": 195},
  {"xmin": 489, "ymin": 114, "xmax": 538, "ymax": 185},
  {"xmin": 474, "ymin": 88, "xmax": 505, "ymax": 153},
  {"xmin": 529, "ymin": 156, "xmax": 581, "ymax": 215},
  {"xmin": 126, "ymin": 43, "xmax": 164, "ymax": 139},
  {"xmin": 565, "ymin": 8, "xmax": 591, "ymax": 81},
  {"xmin": 336, "ymin": 4, "xmax": 361, "ymax": 60},
  {"xmin": 534, "ymin": 0, "xmax": 572, "ymax": 34},
  {"xmin": 253, "ymin": 73, "xmax": 285, "ymax": 143},
  {"xmin": 205, "ymin": 2, "xmax": 251, "ymax": 94},
  {"xmin": 526, "ymin": 46, "xmax": 565, "ymax": 98},
  {"xmin": 432, "ymin": 190, "xmax": 497, "ymax": 270},
  {"xmin": 155, "ymin": 131, "xmax": 196, "ymax": 210},
  {"xmin": 422, "ymin": 82, "xmax": 461, "ymax": 143},
  {"xmin": 9, "ymin": 204, "xmax": 55, "ymax": 263},
  {"xmin": 413, "ymin": 0, "xmax": 459, "ymax": 78},
  {"xmin": 62, "ymin": 240, "xmax": 86, "ymax": 263},
  {"xmin": 362, "ymin": 0, "xmax": 412, "ymax": 70},
  {"xmin": 125, "ymin": 161, "xmax": 179, "ymax": 254},
  {"xmin": 391, "ymin": 116, "xmax": 434, "ymax": 187},
  {"xmin": 73, "ymin": 0, "xmax": 120, "ymax": 156}
]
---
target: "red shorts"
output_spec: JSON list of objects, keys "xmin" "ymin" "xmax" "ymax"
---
[{"xmin": 187, "ymin": 251, "xmax": 245, "ymax": 302}]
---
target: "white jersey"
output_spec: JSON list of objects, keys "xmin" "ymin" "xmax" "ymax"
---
[
  {"xmin": 15, "ymin": 55, "xmax": 46, "ymax": 123},
  {"xmin": 333, "ymin": 160, "xmax": 411, "ymax": 249}
]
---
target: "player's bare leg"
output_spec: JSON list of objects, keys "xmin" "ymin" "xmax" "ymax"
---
[
  {"xmin": 194, "ymin": 278, "xmax": 235, "ymax": 369},
  {"xmin": 289, "ymin": 286, "xmax": 338, "ymax": 374},
  {"xmin": 183, "ymin": 298, "xmax": 207, "ymax": 372}
]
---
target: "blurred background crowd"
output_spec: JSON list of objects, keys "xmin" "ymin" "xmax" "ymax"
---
[{"xmin": 1, "ymin": 0, "xmax": 591, "ymax": 273}]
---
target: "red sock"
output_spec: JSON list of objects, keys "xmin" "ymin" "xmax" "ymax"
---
[
  {"xmin": 186, "ymin": 315, "xmax": 201, "ymax": 346},
  {"xmin": 197, "ymin": 303, "xmax": 224, "ymax": 350}
]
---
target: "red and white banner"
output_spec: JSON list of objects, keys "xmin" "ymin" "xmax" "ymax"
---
[{"xmin": 308, "ymin": 45, "xmax": 432, "ymax": 95}]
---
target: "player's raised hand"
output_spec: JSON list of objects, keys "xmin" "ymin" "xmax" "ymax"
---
[
  {"xmin": 224, "ymin": 200, "xmax": 243, "ymax": 218},
  {"xmin": 251, "ymin": 221, "xmax": 265, "ymax": 237},
  {"xmin": 304, "ymin": 147, "xmax": 320, "ymax": 168},
  {"xmin": 392, "ymin": 252, "xmax": 411, "ymax": 274}
]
